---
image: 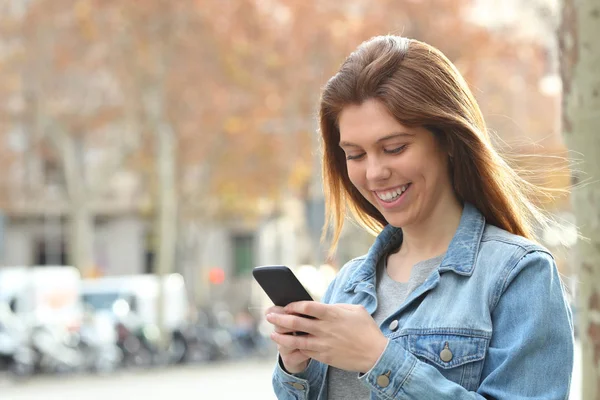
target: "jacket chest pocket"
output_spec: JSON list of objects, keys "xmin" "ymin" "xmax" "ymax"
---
[{"xmin": 407, "ymin": 332, "xmax": 489, "ymax": 391}]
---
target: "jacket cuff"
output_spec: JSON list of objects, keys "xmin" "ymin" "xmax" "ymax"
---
[
  {"xmin": 358, "ymin": 339, "xmax": 418, "ymax": 398},
  {"xmin": 273, "ymin": 355, "xmax": 320, "ymax": 396}
]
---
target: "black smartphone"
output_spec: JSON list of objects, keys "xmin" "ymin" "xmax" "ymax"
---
[
  {"xmin": 252, "ymin": 265, "xmax": 314, "ymax": 307},
  {"xmin": 252, "ymin": 265, "xmax": 314, "ymax": 335}
]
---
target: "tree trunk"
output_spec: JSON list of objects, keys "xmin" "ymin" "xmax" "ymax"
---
[
  {"xmin": 68, "ymin": 201, "xmax": 95, "ymax": 275},
  {"xmin": 559, "ymin": 0, "xmax": 600, "ymax": 398},
  {"xmin": 144, "ymin": 83, "xmax": 178, "ymax": 351},
  {"xmin": 179, "ymin": 221, "xmax": 206, "ymax": 308},
  {"xmin": 58, "ymin": 131, "xmax": 95, "ymax": 275},
  {"xmin": 154, "ymin": 118, "xmax": 178, "ymax": 347}
]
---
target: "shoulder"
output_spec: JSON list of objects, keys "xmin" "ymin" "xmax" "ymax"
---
[
  {"xmin": 478, "ymin": 224, "xmax": 560, "ymax": 304},
  {"xmin": 480, "ymin": 224, "xmax": 552, "ymax": 262}
]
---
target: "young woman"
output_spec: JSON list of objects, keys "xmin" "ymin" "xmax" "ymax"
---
[{"xmin": 265, "ymin": 36, "xmax": 573, "ymax": 399}]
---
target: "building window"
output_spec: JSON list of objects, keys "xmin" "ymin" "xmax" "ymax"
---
[
  {"xmin": 44, "ymin": 159, "xmax": 64, "ymax": 189},
  {"xmin": 35, "ymin": 239, "xmax": 67, "ymax": 266},
  {"xmin": 232, "ymin": 233, "xmax": 254, "ymax": 277}
]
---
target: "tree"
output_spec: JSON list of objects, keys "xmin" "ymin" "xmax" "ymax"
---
[
  {"xmin": 0, "ymin": 0, "xmax": 568, "ymax": 309},
  {"xmin": 559, "ymin": 0, "xmax": 600, "ymax": 398},
  {"xmin": 0, "ymin": 0, "xmax": 138, "ymax": 274}
]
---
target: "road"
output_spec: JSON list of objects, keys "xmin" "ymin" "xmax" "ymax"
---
[
  {"xmin": 0, "ymin": 359, "xmax": 278, "ymax": 400},
  {"xmin": 0, "ymin": 342, "xmax": 581, "ymax": 399}
]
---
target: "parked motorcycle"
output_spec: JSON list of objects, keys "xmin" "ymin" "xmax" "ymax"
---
[
  {"xmin": 0, "ymin": 303, "xmax": 36, "ymax": 378},
  {"xmin": 29, "ymin": 323, "xmax": 82, "ymax": 374},
  {"xmin": 115, "ymin": 317, "xmax": 161, "ymax": 368},
  {"xmin": 78, "ymin": 309, "xmax": 122, "ymax": 373}
]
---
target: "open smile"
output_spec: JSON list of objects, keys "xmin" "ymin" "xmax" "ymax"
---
[
  {"xmin": 372, "ymin": 183, "xmax": 412, "ymax": 208},
  {"xmin": 374, "ymin": 183, "xmax": 411, "ymax": 202}
]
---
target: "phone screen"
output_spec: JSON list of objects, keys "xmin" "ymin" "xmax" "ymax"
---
[
  {"xmin": 252, "ymin": 265, "xmax": 313, "ymax": 307},
  {"xmin": 253, "ymin": 265, "xmax": 314, "ymax": 335}
]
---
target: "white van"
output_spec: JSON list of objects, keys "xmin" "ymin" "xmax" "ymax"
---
[
  {"xmin": 0, "ymin": 266, "xmax": 83, "ymax": 330},
  {"xmin": 81, "ymin": 273, "xmax": 189, "ymax": 333},
  {"xmin": 81, "ymin": 273, "xmax": 190, "ymax": 363}
]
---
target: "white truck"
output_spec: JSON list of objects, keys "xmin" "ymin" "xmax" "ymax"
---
[
  {"xmin": 0, "ymin": 266, "xmax": 85, "ymax": 373},
  {"xmin": 81, "ymin": 273, "xmax": 191, "ymax": 364},
  {"xmin": 0, "ymin": 266, "xmax": 83, "ymax": 331}
]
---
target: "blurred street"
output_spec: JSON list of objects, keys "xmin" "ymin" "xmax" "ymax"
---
[
  {"xmin": 0, "ymin": 359, "xmax": 277, "ymax": 400},
  {"xmin": 0, "ymin": 2, "xmax": 592, "ymax": 398},
  {"xmin": 0, "ymin": 341, "xmax": 582, "ymax": 399}
]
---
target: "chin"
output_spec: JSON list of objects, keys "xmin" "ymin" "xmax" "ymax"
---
[
  {"xmin": 380, "ymin": 211, "xmax": 415, "ymax": 228},
  {"xmin": 387, "ymin": 219, "xmax": 412, "ymax": 229}
]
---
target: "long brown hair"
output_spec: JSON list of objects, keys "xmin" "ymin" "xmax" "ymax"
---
[{"xmin": 320, "ymin": 35, "xmax": 552, "ymax": 253}]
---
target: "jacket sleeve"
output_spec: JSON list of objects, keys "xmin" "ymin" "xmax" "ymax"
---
[
  {"xmin": 357, "ymin": 250, "xmax": 574, "ymax": 399},
  {"xmin": 272, "ymin": 357, "xmax": 325, "ymax": 400}
]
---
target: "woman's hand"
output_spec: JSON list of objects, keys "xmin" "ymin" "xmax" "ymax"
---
[
  {"xmin": 266, "ymin": 302, "xmax": 388, "ymax": 373},
  {"xmin": 264, "ymin": 306, "xmax": 311, "ymax": 374}
]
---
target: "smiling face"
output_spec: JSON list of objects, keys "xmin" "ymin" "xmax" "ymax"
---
[{"xmin": 338, "ymin": 99, "xmax": 456, "ymax": 229}]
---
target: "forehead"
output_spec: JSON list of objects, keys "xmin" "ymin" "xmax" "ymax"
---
[{"xmin": 338, "ymin": 99, "xmax": 410, "ymax": 144}]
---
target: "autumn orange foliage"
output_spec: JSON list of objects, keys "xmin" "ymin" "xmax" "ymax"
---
[{"xmin": 0, "ymin": 0, "xmax": 569, "ymax": 219}]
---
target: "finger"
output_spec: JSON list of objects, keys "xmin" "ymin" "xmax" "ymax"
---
[
  {"xmin": 298, "ymin": 349, "xmax": 331, "ymax": 367},
  {"xmin": 267, "ymin": 313, "xmax": 317, "ymax": 335},
  {"xmin": 270, "ymin": 334, "xmax": 302, "ymax": 356},
  {"xmin": 274, "ymin": 325, "xmax": 295, "ymax": 335},
  {"xmin": 281, "ymin": 349, "xmax": 310, "ymax": 366},
  {"xmin": 271, "ymin": 331, "xmax": 314, "ymax": 351},
  {"xmin": 299, "ymin": 349, "xmax": 319, "ymax": 359},
  {"xmin": 269, "ymin": 333, "xmax": 298, "ymax": 355},
  {"xmin": 265, "ymin": 306, "xmax": 285, "ymax": 316},
  {"xmin": 264, "ymin": 310, "xmax": 300, "ymax": 334},
  {"xmin": 278, "ymin": 345, "xmax": 297, "ymax": 356},
  {"xmin": 267, "ymin": 319, "xmax": 296, "ymax": 335},
  {"xmin": 284, "ymin": 301, "xmax": 329, "ymax": 320},
  {"xmin": 267, "ymin": 321, "xmax": 295, "ymax": 335},
  {"xmin": 266, "ymin": 317, "xmax": 304, "ymax": 335}
]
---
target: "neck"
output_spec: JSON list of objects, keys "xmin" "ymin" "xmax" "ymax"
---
[{"xmin": 398, "ymin": 192, "xmax": 463, "ymax": 260}]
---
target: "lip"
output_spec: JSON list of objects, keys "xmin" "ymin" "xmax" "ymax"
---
[
  {"xmin": 371, "ymin": 183, "xmax": 411, "ymax": 194},
  {"xmin": 373, "ymin": 183, "xmax": 412, "ymax": 209}
]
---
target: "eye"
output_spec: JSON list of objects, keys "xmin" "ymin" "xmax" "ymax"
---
[
  {"xmin": 384, "ymin": 145, "xmax": 406, "ymax": 154},
  {"xmin": 346, "ymin": 153, "xmax": 365, "ymax": 161}
]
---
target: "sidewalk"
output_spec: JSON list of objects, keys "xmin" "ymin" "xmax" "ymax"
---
[{"xmin": 0, "ymin": 340, "xmax": 582, "ymax": 399}]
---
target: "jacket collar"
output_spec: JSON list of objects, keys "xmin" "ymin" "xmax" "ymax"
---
[{"xmin": 344, "ymin": 202, "xmax": 485, "ymax": 292}]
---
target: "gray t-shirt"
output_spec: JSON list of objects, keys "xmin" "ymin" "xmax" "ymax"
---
[{"xmin": 327, "ymin": 253, "xmax": 444, "ymax": 400}]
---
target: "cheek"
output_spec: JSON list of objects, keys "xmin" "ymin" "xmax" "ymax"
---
[
  {"xmin": 420, "ymin": 160, "xmax": 449, "ymax": 189},
  {"xmin": 391, "ymin": 154, "xmax": 419, "ymax": 179},
  {"xmin": 346, "ymin": 163, "xmax": 364, "ymax": 188},
  {"xmin": 399, "ymin": 150, "xmax": 440, "ymax": 181}
]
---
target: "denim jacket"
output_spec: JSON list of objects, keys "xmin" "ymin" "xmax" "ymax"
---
[{"xmin": 272, "ymin": 203, "xmax": 574, "ymax": 399}]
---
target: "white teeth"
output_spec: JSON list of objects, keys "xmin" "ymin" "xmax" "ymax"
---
[{"xmin": 376, "ymin": 184, "xmax": 409, "ymax": 201}]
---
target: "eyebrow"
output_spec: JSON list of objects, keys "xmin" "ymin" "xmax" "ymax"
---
[{"xmin": 339, "ymin": 132, "xmax": 414, "ymax": 148}]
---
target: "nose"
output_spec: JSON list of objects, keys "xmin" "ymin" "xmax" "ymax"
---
[{"xmin": 365, "ymin": 156, "xmax": 391, "ymax": 182}]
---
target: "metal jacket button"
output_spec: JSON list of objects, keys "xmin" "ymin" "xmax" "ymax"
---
[
  {"xmin": 376, "ymin": 371, "xmax": 391, "ymax": 387},
  {"xmin": 290, "ymin": 382, "xmax": 305, "ymax": 390},
  {"xmin": 440, "ymin": 342, "xmax": 453, "ymax": 362},
  {"xmin": 388, "ymin": 320, "xmax": 399, "ymax": 331}
]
